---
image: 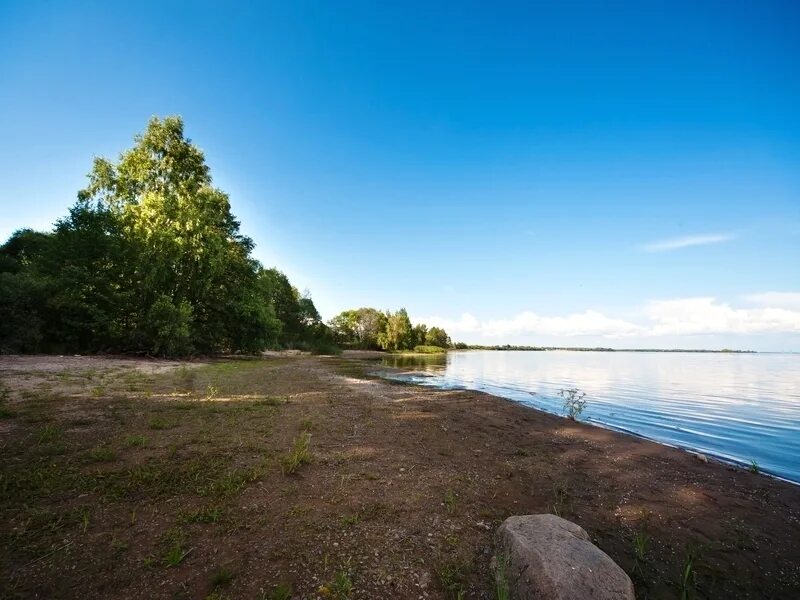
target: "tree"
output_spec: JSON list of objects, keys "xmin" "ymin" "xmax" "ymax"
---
[
  {"xmin": 0, "ymin": 116, "xmax": 333, "ymax": 356},
  {"xmin": 76, "ymin": 116, "xmax": 273, "ymax": 354},
  {"xmin": 378, "ymin": 309, "xmax": 414, "ymax": 351},
  {"xmin": 328, "ymin": 307, "xmax": 388, "ymax": 349},
  {"xmin": 425, "ymin": 326, "xmax": 451, "ymax": 349}
]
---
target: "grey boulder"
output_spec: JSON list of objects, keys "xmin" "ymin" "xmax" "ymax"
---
[{"xmin": 495, "ymin": 514, "xmax": 634, "ymax": 600}]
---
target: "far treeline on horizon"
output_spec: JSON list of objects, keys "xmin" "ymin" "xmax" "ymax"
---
[{"xmin": 0, "ymin": 116, "xmax": 788, "ymax": 357}]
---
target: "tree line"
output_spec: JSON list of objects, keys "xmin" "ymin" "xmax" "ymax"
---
[
  {"xmin": 328, "ymin": 307, "xmax": 451, "ymax": 351},
  {"xmin": 0, "ymin": 117, "xmax": 333, "ymax": 356}
]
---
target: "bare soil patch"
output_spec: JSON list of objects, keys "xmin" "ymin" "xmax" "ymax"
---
[{"xmin": 1, "ymin": 355, "xmax": 798, "ymax": 599}]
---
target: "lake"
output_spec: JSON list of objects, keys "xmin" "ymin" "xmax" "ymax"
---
[{"xmin": 379, "ymin": 350, "xmax": 800, "ymax": 483}]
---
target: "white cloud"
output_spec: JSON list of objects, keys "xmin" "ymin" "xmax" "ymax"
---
[
  {"xmin": 416, "ymin": 295, "xmax": 800, "ymax": 340},
  {"xmin": 418, "ymin": 313, "xmax": 481, "ymax": 333},
  {"xmin": 644, "ymin": 297, "xmax": 800, "ymax": 336},
  {"xmin": 743, "ymin": 292, "xmax": 800, "ymax": 310},
  {"xmin": 640, "ymin": 233, "xmax": 734, "ymax": 253},
  {"xmin": 480, "ymin": 310, "xmax": 643, "ymax": 337}
]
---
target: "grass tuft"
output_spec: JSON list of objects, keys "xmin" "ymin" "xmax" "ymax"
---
[{"xmin": 282, "ymin": 433, "xmax": 312, "ymax": 475}]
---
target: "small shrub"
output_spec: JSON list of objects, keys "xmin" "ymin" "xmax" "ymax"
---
[
  {"xmin": 282, "ymin": 433, "xmax": 312, "ymax": 475},
  {"xmin": 559, "ymin": 388, "xmax": 587, "ymax": 420},
  {"xmin": 748, "ymin": 459, "xmax": 759, "ymax": 474}
]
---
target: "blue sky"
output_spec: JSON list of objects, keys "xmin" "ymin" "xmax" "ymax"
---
[{"xmin": 1, "ymin": 1, "xmax": 799, "ymax": 350}]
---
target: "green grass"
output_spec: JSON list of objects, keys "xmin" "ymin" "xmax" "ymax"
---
[
  {"xmin": 88, "ymin": 445, "xmax": 117, "ymax": 462},
  {"xmin": 210, "ymin": 566, "xmax": 235, "ymax": 587},
  {"xmin": 633, "ymin": 531, "xmax": 649, "ymax": 563},
  {"xmin": 748, "ymin": 459, "xmax": 760, "ymax": 474},
  {"xmin": 412, "ymin": 345, "xmax": 448, "ymax": 354},
  {"xmin": 125, "ymin": 434, "xmax": 148, "ymax": 447},
  {"xmin": 179, "ymin": 505, "xmax": 225, "ymax": 524},
  {"xmin": 438, "ymin": 559, "xmax": 468, "ymax": 600},
  {"xmin": 325, "ymin": 570, "xmax": 353, "ymax": 600},
  {"xmin": 148, "ymin": 416, "xmax": 177, "ymax": 430},
  {"xmin": 281, "ymin": 432, "xmax": 312, "ymax": 475},
  {"xmin": 492, "ymin": 553, "xmax": 510, "ymax": 600},
  {"xmin": 259, "ymin": 583, "xmax": 293, "ymax": 600},
  {"xmin": 37, "ymin": 423, "xmax": 61, "ymax": 444},
  {"xmin": 443, "ymin": 489, "xmax": 457, "ymax": 514}
]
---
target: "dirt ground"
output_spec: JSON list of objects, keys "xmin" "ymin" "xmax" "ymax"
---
[{"xmin": 0, "ymin": 354, "xmax": 798, "ymax": 600}]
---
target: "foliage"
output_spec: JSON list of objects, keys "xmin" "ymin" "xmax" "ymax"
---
[
  {"xmin": 0, "ymin": 116, "xmax": 331, "ymax": 356},
  {"xmin": 329, "ymin": 306, "xmax": 451, "ymax": 353},
  {"xmin": 413, "ymin": 345, "xmax": 448, "ymax": 354},
  {"xmin": 559, "ymin": 388, "xmax": 587, "ymax": 420},
  {"xmin": 425, "ymin": 326, "xmax": 451, "ymax": 348}
]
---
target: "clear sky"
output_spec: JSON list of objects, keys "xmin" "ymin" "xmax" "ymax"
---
[{"xmin": 1, "ymin": 1, "xmax": 799, "ymax": 350}]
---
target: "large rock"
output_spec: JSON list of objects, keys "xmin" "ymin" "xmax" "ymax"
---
[{"xmin": 495, "ymin": 514, "xmax": 634, "ymax": 600}]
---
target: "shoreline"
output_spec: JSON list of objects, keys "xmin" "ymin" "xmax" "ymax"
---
[{"xmin": 365, "ymin": 353, "xmax": 800, "ymax": 486}]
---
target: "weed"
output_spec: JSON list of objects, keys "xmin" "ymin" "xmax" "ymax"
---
[
  {"xmin": 492, "ymin": 553, "xmax": 510, "ymax": 600},
  {"xmin": 88, "ymin": 445, "xmax": 117, "ymax": 462},
  {"xmin": 282, "ymin": 432, "xmax": 312, "ymax": 475},
  {"xmin": 633, "ymin": 530, "xmax": 649, "ymax": 563},
  {"xmin": 125, "ymin": 434, "xmax": 148, "ymax": 447},
  {"xmin": 749, "ymin": 459, "xmax": 759, "ymax": 474},
  {"xmin": 443, "ymin": 489, "xmax": 457, "ymax": 514},
  {"xmin": 552, "ymin": 483, "xmax": 570, "ymax": 517},
  {"xmin": 161, "ymin": 527, "xmax": 190, "ymax": 567},
  {"xmin": 321, "ymin": 570, "xmax": 352, "ymax": 600},
  {"xmin": 148, "ymin": 416, "xmax": 176, "ymax": 430},
  {"xmin": 438, "ymin": 559, "xmax": 468, "ymax": 600},
  {"xmin": 211, "ymin": 566, "xmax": 235, "ymax": 587},
  {"xmin": 340, "ymin": 513, "xmax": 360, "ymax": 527},
  {"xmin": 180, "ymin": 506, "xmax": 224, "ymax": 524},
  {"xmin": 81, "ymin": 508, "xmax": 90, "ymax": 533},
  {"xmin": 206, "ymin": 384, "xmax": 219, "ymax": 400},
  {"xmin": 559, "ymin": 388, "xmax": 587, "ymax": 420},
  {"xmin": 37, "ymin": 423, "xmax": 61, "ymax": 444},
  {"xmin": 679, "ymin": 543, "xmax": 703, "ymax": 600},
  {"xmin": 163, "ymin": 542, "xmax": 189, "ymax": 567},
  {"xmin": 300, "ymin": 418, "xmax": 314, "ymax": 430},
  {"xmin": 259, "ymin": 583, "xmax": 292, "ymax": 600}
]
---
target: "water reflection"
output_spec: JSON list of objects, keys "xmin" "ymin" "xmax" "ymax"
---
[{"xmin": 380, "ymin": 350, "xmax": 800, "ymax": 483}]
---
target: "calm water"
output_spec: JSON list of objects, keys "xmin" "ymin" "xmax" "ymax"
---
[{"xmin": 379, "ymin": 351, "xmax": 800, "ymax": 483}]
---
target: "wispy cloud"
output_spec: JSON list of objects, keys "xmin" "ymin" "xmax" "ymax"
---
[{"xmin": 640, "ymin": 233, "xmax": 735, "ymax": 253}]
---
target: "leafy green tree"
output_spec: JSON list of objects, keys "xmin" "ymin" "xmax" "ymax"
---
[
  {"xmin": 0, "ymin": 116, "xmax": 333, "ymax": 356},
  {"xmin": 77, "ymin": 116, "xmax": 274, "ymax": 354},
  {"xmin": 378, "ymin": 309, "xmax": 414, "ymax": 351},
  {"xmin": 411, "ymin": 323, "xmax": 428, "ymax": 348},
  {"xmin": 329, "ymin": 307, "xmax": 388, "ymax": 349},
  {"xmin": 425, "ymin": 326, "xmax": 451, "ymax": 348}
]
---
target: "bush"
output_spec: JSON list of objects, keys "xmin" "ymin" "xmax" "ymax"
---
[
  {"xmin": 559, "ymin": 388, "xmax": 587, "ymax": 420},
  {"xmin": 413, "ymin": 345, "xmax": 447, "ymax": 354}
]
